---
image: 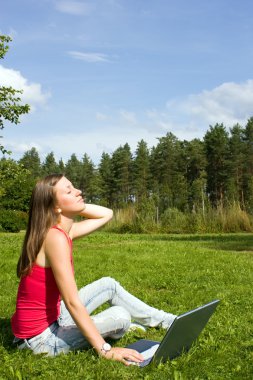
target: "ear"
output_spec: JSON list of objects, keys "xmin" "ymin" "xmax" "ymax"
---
[{"xmin": 54, "ymin": 207, "xmax": 62, "ymax": 214}]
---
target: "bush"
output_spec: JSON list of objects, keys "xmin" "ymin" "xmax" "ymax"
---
[
  {"xmin": 14, "ymin": 210, "xmax": 28, "ymax": 230},
  {"xmin": 160, "ymin": 208, "xmax": 195, "ymax": 233},
  {"xmin": 0, "ymin": 209, "xmax": 26, "ymax": 232},
  {"xmin": 194, "ymin": 209, "xmax": 223, "ymax": 233},
  {"xmin": 116, "ymin": 221, "xmax": 145, "ymax": 233}
]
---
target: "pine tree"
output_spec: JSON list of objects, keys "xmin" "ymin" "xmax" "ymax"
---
[
  {"xmin": 133, "ymin": 139, "xmax": 151, "ymax": 204},
  {"xmin": 98, "ymin": 152, "xmax": 113, "ymax": 206},
  {"xmin": 19, "ymin": 147, "xmax": 41, "ymax": 178},
  {"xmin": 42, "ymin": 152, "xmax": 59, "ymax": 175},
  {"xmin": 58, "ymin": 158, "xmax": 65, "ymax": 174},
  {"xmin": 111, "ymin": 143, "xmax": 133, "ymax": 207},
  {"xmin": 150, "ymin": 133, "xmax": 187, "ymax": 211},
  {"xmin": 183, "ymin": 139, "xmax": 207, "ymax": 212},
  {"xmin": 65, "ymin": 154, "xmax": 82, "ymax": 188},
  {"xmin": 242, "ymin": 117, "xmax": 253, "ymax": 211},
  {"xmin": 80, "ymin": 153, "xmax": 97, "ymax": 203},
  {"xmin": 204, "ymin": 124, "xmax": 230, "ymax": 207},
  {"xmin": 228, "ymin": 124, "xmax": 245, "ymax": 205}
]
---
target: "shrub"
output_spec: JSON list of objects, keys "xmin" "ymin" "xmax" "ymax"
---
[
  {"xmin": 116, "ymin": 221, "xmax": 145, "ymax": 233},
  {"xmin": 194, "ymin": 209, "xmax": 223, "ymax": 233},
  {"xmin": 14, "ymin": 210, "xmax": 28, "ymax": 230},
  {"xmin": 0, "ymin": 209, "xmax": 26, "ymax": 232},
  {"xmin": 161, "ymin": 208, "xmax": 193, "ymax": 233}
]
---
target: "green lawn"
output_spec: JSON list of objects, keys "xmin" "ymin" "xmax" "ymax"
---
[{"xmin": 0, "ymin": 232, "xmax": 252, "ymax": 379}]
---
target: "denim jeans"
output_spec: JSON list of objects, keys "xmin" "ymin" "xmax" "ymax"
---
[{"xmin": 15, "ymin": 277, "xmax": 176, "ymax": 356}]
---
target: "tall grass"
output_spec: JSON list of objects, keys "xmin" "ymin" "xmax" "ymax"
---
[
  {"xmin": 107, "ymin": 203, "xmax": 253, "ymax": 234},
  {"xmin": 0, "ymin": 231, "xmax": 253, "ymax": 379}
]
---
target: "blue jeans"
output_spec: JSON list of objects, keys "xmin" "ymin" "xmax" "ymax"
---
[{"xmin": 15, "ymin": 277, "xmax": 176, "ymax": 356}]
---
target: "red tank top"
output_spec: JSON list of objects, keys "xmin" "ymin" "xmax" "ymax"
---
[{"xmin": 11, "ymin": 226, "xmax": 73, "ymax": 338}]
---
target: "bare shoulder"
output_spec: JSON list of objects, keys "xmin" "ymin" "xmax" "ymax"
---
[
  {"xmin": 45, "ymin": 228, "xmax": 70, "ymax": 257},
  {"xmin": 44, "ymin": 228, "xmax": 76, "ymax": 287}
]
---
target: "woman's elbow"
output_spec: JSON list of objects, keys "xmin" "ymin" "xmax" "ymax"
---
[
  {"xmin": 108, "ymin": 209, "xmax": 113, "ymax": 221},
  {"xmin": 63, "ymin": 297, "xmax": 82, "ymax": 312}
]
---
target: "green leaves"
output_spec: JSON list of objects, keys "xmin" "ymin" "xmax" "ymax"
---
[
  {"xmin": 0, "ymin": 35, "xmax": 12, "ymax": 59},
  {"xmin": 0, "ymin": 35, "xmax": 30, "ymax": 153},
  {"xmin": 0, "ymin": 158, "xmax": 35, "ymax": 213},
  {"xmin": 0, "ymin": 87, "xmax": 30, "ymax": 129}
]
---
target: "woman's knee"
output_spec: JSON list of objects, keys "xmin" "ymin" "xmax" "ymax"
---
[
  {"xmin": 111, "ymin": 305, "xmax": 131, "ymax": 323},
  {"xmin": 107, "ymin": 306, "xmax": 131, "ymax": 338},
  {"xmin": 99, "ymin": 276, "xmax": 118, "ymax": 287},
  {"xmin": 106, "ymin": 305, "xmax": 131, "ymax": 332}
]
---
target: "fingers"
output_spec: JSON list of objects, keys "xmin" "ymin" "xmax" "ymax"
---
[
  {"xmin": 120, "ymin": 348, "xmax": 144, "ymax": 365},
  {"xmin": 122, "ymin": 354, "xmax": 141, "ymax": 367},
  {"xmin": 105, "ymin": 347, "xmax": 144, "ymax": 365},
  {"xmin": 123, "ymin": 359, "xmax": 139, "ymax": 367},
  {"xmin": 126, "ymin": 349, "xmax": 144, "ymax": 361}
]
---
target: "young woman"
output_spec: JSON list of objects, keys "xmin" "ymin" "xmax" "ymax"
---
[{"xmin": 11, "ymin": 174, "xmax": 176, "ymax": 365}]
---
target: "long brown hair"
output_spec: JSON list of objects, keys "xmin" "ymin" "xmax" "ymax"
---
[{"xmin": 17, "ymin": 174, "xmax": 64, "ymax": 278}]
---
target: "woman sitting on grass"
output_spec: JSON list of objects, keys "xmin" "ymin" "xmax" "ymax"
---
[{"xmin": 11, "ymin": 174, "xmax": 176, "ymax": 365}]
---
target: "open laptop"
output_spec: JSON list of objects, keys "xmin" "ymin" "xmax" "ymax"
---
[{"xmin": 126, "ymin": 299, "xmax": 220, "ymax": 367}]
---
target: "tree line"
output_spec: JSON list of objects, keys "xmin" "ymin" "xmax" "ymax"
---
[{"xmin": 1, "ymin": 118, "xmax": 253, "ymax": 218}]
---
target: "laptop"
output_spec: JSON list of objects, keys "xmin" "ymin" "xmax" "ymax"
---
[{"xmin": 126, "ymin": 299, "xmax": 220, "ymax": 367}]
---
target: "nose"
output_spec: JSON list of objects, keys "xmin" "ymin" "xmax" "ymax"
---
[{"xmin": 76, "ymin": 188, "xmax": 82, "ymax": 196}]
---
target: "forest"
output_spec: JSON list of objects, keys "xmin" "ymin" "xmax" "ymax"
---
[{"xmin": 1, "ymin": 118, "xmax": 253, "ymax": 233}]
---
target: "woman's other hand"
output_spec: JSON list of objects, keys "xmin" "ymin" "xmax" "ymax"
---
[{"xmin": 101, "ymin": 347, "xmax": 144, "ymax": 366}]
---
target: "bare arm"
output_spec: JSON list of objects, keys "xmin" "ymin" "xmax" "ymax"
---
[
  {"xmin": 70, "ymin": 204, "xmax": 113, "ymax": 240},
  {"xmin": 45, "ymin": 229, "xmax": 143, "ymax": 365}
]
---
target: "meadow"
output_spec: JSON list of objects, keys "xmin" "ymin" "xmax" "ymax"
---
[{"xmin": 0, "ymin": 232, "xmax": 252, "ymax": 379}]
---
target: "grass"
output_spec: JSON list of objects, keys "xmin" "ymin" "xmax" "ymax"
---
[{"xmin": 0, "ymin": 232, "xmax": 253, "ymax": 379}]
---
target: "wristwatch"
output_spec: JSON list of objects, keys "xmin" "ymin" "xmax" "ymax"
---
[{"xmin": 101, "ymin": 342, "xmax": 112, "ymax": 354}]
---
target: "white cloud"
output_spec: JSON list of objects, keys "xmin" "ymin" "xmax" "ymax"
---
[
  {"xmin": 120, "ymin": 110, "xmax": 137, "ymax": 124},
  {"xmin": 0, "ymin": 65, "xmax": 50, "ymax": 111},
  {"xmin": 143, "ymin": 80, "xmax": 253, "ymax": 140},
  {"xmin": 166, "ymin": 80, "xmax": 253, "ymax": 130},
  {"xmin": 55, "ymin": 1, "xmax": 93, "ymax": 15},
  {"xmin": 68, "ymin": 51, "xmax": 110, "ymax": 62},
  {"xmin": 4, "ymin": 141, "xmax": 42, "ymax": 154},
  {"xmin": 96, "ymin": 112, "xmax": 108, "ymax": 121}
]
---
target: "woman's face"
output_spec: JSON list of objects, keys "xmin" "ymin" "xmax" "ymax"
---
[{"xmin": 54, "ymin": 176, "xmax": 85, "ymax": 216}]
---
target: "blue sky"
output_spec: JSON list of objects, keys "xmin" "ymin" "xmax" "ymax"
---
[{"xmin": 1, "ymin": 0, "xmax": 253, "ymax": 164}]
